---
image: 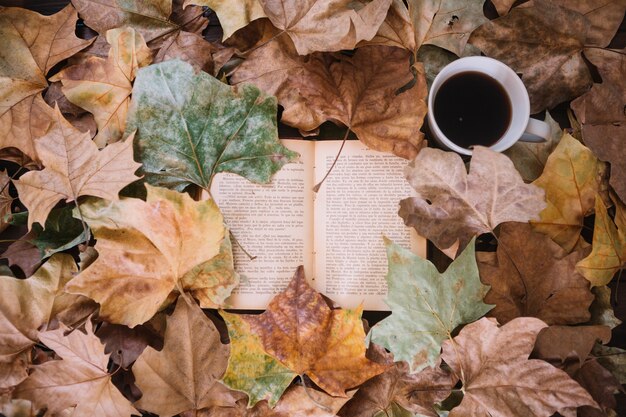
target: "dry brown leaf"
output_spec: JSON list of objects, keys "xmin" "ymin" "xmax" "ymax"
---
[
  {"xmin": 571, "ymin": 48, "xmax": 626, "ymax": 203},
  {"xmin": 477, "ymin": 222, "xmax": 594, "ymax": 325},
  {"xmin": 0, "ymin": 254, "xmax": 77, "ymax": 388},
  {"xmin": 50, "ymin": 27, "xmax": 152, "ymax": 147},
  {"xmin": 533, "ymin": 325, "xmax": 611, "ymax": 365},
  {"xmin": 400, "ymin": 146, "xmax": 546, "ymax": 254},
  {"xmin": 244, "ymin": 266, "xmax": 388, "ymax": 397},
  {"xmin": 531, "ymin": 132, "xmax": 607, "ymax": 252},
  {"xmin": 133, "ymin": 298, "xmax": 243, "ymax": 416},
  {"xmin": 356, "ymin": 0, "xmax": 416, "ymax": 50},
  {"xmin": 155, "ymin": 31, "xmax": 218, "ymax": 74},
  {"xmin": 65, "ymin": 185, "xmax": 227, "ymax": 327},
  {"xmin": 0, "ymin": 233, "xmax": 42, "ymax": 278},
  {"xmin": 553, "ymin": 0, "xmax": 626, "ymax": 47},
  {"xmin": 14, "ymin": 321, "xmax": 138, "ymax": 417},
  {"xmin": 13, "ymin": 107, "xmax": 141, "ymax": 230},
  {"xmin": 96, "ymin": 322, "xmax": 162, "ymax": 369},
  {"xmin": 232, "ymin": 41, "xmax": 427, "ymax": 159},
  {"xmin": 184, "ymin": 0, "xmax": 266, "ymax": 40},
  {"xmin": 491, "ymin": 0, "xmax": 517, "ymax": 15},
  {"xmin": 0, "ymin": 5, "xmax": 93, "ymax": 162},
  {"xmin": 43, "ymin": 82, "xmax": 85, "ymax": 118},
  {"xmin": 442, "ymin": 317, "xmax": 598, "ymax": 417},
  {"xmin": 469, "ymin": 0, "xmax": 593, "ymax": 112},
  {"xmin": 0, "ymin": 170, "xmax": 12, "ymax": 233}
]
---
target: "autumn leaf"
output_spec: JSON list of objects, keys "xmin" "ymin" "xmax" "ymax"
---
[
  {"xmin": 65, "ymin": 185, "xmax": 228, "ymax": 327},
  {"xmin": 571, "ymin": 48, "xmax": 626, "ymax": 203},
  {"xmin": 71, "ymin": 0, "xmax": 208, "ymax": 43},
  {"xmin": 13, "ymin": 107, "xmax": 141, "ymax": 230},
  {"xmin": 552, "ymin": 0, "xmax": 626, "ymax": 47},
  {"xmin": 589, "ymin": 286, "xmax": 622, "ymax": 329},
  {"xmin": 356, "ymin": 0, "xmax": 416, "ymax": 50},
  {"xmin": 0, "ymin": 5, "xmax": 93, "ymax": 162},
  {"xmin": 249, "ymin": 384, "xmax": 352, "ymax": 417},
  {"xmin": 0, "ymin": 254, "xmax": 78, "ymax": 388},
  {"xmin": 97, "ymin": 322, "xmax": 162, "ymax": 369},
  {"xmin": 14, "ymin": 320, "xmax": 138, "ymax": 417},
  {"xmin": 477, "ymin": 222, "xmax": 594, "ymax": 325},
  {"xmin": 369, "ymin": 237, "xmax": 492, "ymax": 373},
  {"xmin": 441, "ymin": 317, "xmax": 598, "ymax": 417},
  {"xmin": 593, "ymin": 344, "xmax": 626, "ymax": 385},
  {"xmin": 231, "ymin": 41, "xmax": 427, "ymax": 159},
  {"xmin": 531, "ymin": 132, "xmax": 607, "ymax": 252},
  {"xmin": 220, "ymin": 310, "xmax": 296, "ymax": 407},
  {"xmin": 184, "ymin": 0, "xmax": 266, "ymax": 40},
  {"xmin": 469, "ymin": 0, "xmax": 594, "ymax": 112},
  {"xmin": 127, "ymin": 59, "xmax": 298, "ymax": 191},
  {"xmin": 0, "ymin": 170, "xmax": 12, "ymax": 233},
  {"xmin": 133, "ymin": 298, "xmax": 243, "ymax": 416},
  {"xmin": 491, "ymin": 0, "xmax": 516, "ymax": 15},
  {"xmin": 399, "ymin": 146, "xmax": 546, "ymax": 254},
  {"xmin": 576, "ymin": 196, "xmax": 626, "ymax": 287},
  {"xmin": 50, "ymin": 27, "xmax": 152, "ymax": 148}
]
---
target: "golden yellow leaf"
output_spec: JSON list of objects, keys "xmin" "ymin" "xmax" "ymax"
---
[
  {"xmin": 51, "ymin": 27, "xmax": 152, "ymax": 147},
  {"xmin": 65, "ymin": 185, "xmax": 227, "ymax": 327},
  {"xmin": 13, "ymin": 107, "xmax": 141, "ymax": 230}
]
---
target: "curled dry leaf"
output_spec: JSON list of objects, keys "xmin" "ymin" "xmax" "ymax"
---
[
  {"xmin": 13, "ymin": 107, "xmax": 142, "ymax": 230},
  {"xmin": 441, "ymin": 317, "xmax": 598, "ymax": 417},
  {"xmin": 232, "ymin": 41, "xmax": 428, "ymax": 159},
  {"xmin": 128, "ymin": 59, "xmax": 298, "ymax": 191},
  {"xmin": 0, "ymin": 5, "xmax": 93, "ymax": 162},
  {"xmin": 96, "ymin": 322, "xmax": 162, "ymax": 369},
  {"xmin": 531, "ymin": 132, "xmax": 607, "ymax": 252},
  {"xmin": 184, "ymin": 0, "xmax": 266, "ymax": 40},
  {"xmin": 14, "ymin": 321, "xmax": 138, "ymax": 417},
  {"xmin": 399, "ymin": 146, "xmax": 546, "ymax": 254},
  {"xmin": 576, "ymin": 196, "xmax": 626, "ymax": 287},
  {"xmin": 477, "ymin": 222, "xmax": 594, "ymax": 326},
  {"xmin": 370, "ymin": 237, "xmax": 492, "ymax": 373},
  {"xmin": 470, "ymin": 0, "xmax": 593, "ymax": 113},
  {"xmin": 0, "ymin": 254, "xmax": 78, "ymax": 388},
  {"xmin": 50, "ymin": 27, "xmax": 152, "ymax": 148},
  {"xmin": 65, "ymin": 185, "xmax": 229, "ymax": 327},
  {"xmin": 133, "ymin": 298, "xmax": 244, "ymax": 417}
]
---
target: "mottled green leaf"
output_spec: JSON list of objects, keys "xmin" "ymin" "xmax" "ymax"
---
[
  {"xmin": 127, "ymin": 59, "xmax": 298, "ymax": 191},
  {"xmin": 369, "ymin": 237, "xmax": 493, "ymax": 373},
  {"xmin": 220, "ymin": 310, "xmax": 296, "ymax": 407}
]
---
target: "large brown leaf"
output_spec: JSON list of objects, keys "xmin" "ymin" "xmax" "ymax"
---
[
  {"xmin": 469, "ymin": 0, "xmax": 593, "ymax": 112},
  {"xmin": 0, "ymin": 5, "xmax": 93, "ymax": 162},
  {"xmin": 399, "ymin": 146, "xmax": 546, "ymax": 254},
  {"xmin": 571, "ymin": 48, "xmax": 626, "ymax": 203},
  {"xmin": 50, "ymin": 27, "xmax": 152, "ymax": 147},
  {"xmin": 232, "ymin": 41, "xmax": 427, "ymax": 159},
  {"xmin": 441, "ymin": 317, "xmax": 598, "ymax": 417},
  {"xmin": 477, "ymin": 222, "xmax": 594, "ymax": 325},
  {"xmin": 553, "ymin": 0, "xmax": 626, "ymax": 47},
  {"xmin": 241, "ymin": 266, "xmax": 387, "ymax": 397},
  {"xmin": 133, "ymin": 298, "xmax": 243, "ymax": 416},
  {"xmin": 13, "ymin": 107, "xmax": 141, "ymax": 230},
  {"xmin": 14, "ymin": 321, "xmax": 138, "ymax": 417}
]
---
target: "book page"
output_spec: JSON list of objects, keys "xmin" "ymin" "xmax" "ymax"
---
[
  {"xmin": 210, "ymin": 140, "xmax": 315, "ymax": 309},
  {"xmin": 314, "ymin": 140, "xmax": 426, "ymax": 310}
]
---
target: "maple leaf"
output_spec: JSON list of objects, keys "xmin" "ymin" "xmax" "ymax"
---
[
  {"xmin": 531, "ymin": 132, "xmax": 606, "ymax": 252},
  {"xmin": 469, "ymin": 0, "xmax": 594, "ymax": 112},
  {"xmin": 127, "ymin": 59, "xmax": 298, "ymax": 191},
  {"xmin": 97, "ymin": 322, "xmax": 162, "ymax": 369},
  {"xmin": 0, "ymin": 254, "xmax": 78, "ymax": 388},
  {"xmin": 14, "ymin": 320, "xmax": 138, "ymax": 417},
  {"xmin": 370, "ymin": 237, "xmax": 492, "ymax": 373},
  {"xmin": 576, "ymin": 196, "xmax": 626, "ymax": 287},
  {"xmin": 65, "ymin": 185, "xmax": 230, "ymax": 327},
  {"xmin": 399, "ymin": 146, "xmax": 546, "ymax": 254},
  {"xmin": 133, "ymin": 298, "xmax": 243, "ymax": 416},
  {"xmin": 477, "ymin": 222, "xmax": 594, "ymax": 325},
  {"xmin": 0, "ymin": 5, "xmax": 93, "ymax": 162},
  {"xmin": 491, "ymin": 0, "xmax": 516, "ymax": 15},
  {"xmin": 220, "ymin": 310, "xmax": 296, "ymax": 407},
  {"xmin": 71, "ymin": 0, "xmax": 208, "ymax": 43},
  {"xmin": 13, "ymin": 107, "xmax": 141, "ymax": 230},
  {"xmin": 356, "ymin": 0, "xmax": 416, "ymax": 50},
  {"xmin": 184, "ymin": 0, "xmax": 266, "ymax": 40},
  {"xmin": 552, "ymin": 0, "xmax": 626, "ymax": 47},
  {"xmin": 50, "ymin": 27, "xmax": 152, "ymax": 148},
  {"xmin": 0, "ymin": 170, "xmax": 12, "ymax": 233},
  {"xmin": 154, "ymin": 31, "xmax": 234, "ymax": 76},
  {"xmin": 571, "ymin": 48, "xmax": 626, "ymax": 203},
  {"xmin": 231, "ymin": 41, "xmax": 428, "ymax": 159},
  {"xmin": 249, "ymin": 384, "xmax": 352, "ymax": 417},
  {"xmin": 442, "ymin": 317, "xmax": 598, "ymax": 417}
]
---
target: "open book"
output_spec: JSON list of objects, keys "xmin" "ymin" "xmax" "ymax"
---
[{"xmin": 211, "ymin": 139, "xmax": 426, "ymax": 310}]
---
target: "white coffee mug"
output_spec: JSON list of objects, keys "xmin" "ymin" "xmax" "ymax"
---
[{"xmin": 427, "ymin": 56, "xmax": 550, "ymax": 155}]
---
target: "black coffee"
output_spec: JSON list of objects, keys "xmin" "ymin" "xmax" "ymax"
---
[{"xmin": 433, "ymin": 71, "xmax": 512, "ymax": 149}]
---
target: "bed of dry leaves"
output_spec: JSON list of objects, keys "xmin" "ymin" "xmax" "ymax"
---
[{"xmin": 0, "ymin": 0, "xmax": 625, "ymax": 416}]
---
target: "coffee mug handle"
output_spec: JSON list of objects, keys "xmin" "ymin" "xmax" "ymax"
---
[{"xmin": 519, "ymin": 118, "xmax": 550, "ymax": 143}]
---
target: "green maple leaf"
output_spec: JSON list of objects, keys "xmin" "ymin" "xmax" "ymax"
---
[
  {"xmin": 127, "ymin": 59, "xmax": 298, "ymax": 191},
  {"xmin": 369, "ymin": 237, "xmax": 493, "ymax": 373}
]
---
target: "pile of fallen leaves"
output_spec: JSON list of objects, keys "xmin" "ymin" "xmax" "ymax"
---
[{"xmin": 0, "ymin": 0, "xmax": 625, "ymax": 416}]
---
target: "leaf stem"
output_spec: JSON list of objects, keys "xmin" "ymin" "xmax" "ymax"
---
[
  {"xmin": 313, "ymin": 127, "xmax": 351, "ymax": 193},
  {"xmin": 230, "ymin": 230, "xmax": 257, "ymax": 260}
]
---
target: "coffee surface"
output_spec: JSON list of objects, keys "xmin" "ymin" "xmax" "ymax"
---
[{"xmin": 433, "ymin": 71, "xmax": 512, "ymax": 149}]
